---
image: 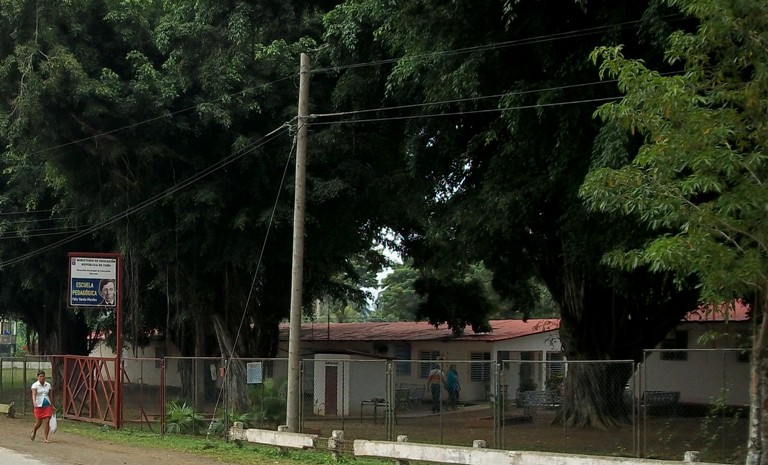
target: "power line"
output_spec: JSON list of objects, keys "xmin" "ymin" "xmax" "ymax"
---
[
  {"xmin": 310, "ymin": 80, "xmax": 620, "ymax": 120},
  {"xmin": 0, "ymin": 227, "xmax": 87, "ymax": 240},
  {"xmin": 207, "ymin": 131, "xmax": 300, "ymax": 437},
  {"xmin": 0, "ymin": 208, "xmax": 74, "ymax": 216},
  {"xmin": 1, "ymin": 97, "xmax": 613, "ymax": 248},
  {"xmin": 313, "ymin": 16, "xmax": 683, "ymax": 75},
  {"xmin": 23, "ymin": 75, "xmax": 294, "ymax": 158},
  {"xmin": 310, "ymin": 96, "xmax": 620, "ymax": 126},
  {"xmin": 0, "ymin": 122, "xmax": 293, "ymax": 268},
  {"xmin": 0, "ymin": 15, "xmax": 689, "ymax": 257},
  {"xmin": 12, "ymin": 15, "xmax": 681, "ymax": 161},
  {"xmin": 1, "ymin": 216, "xmax": 74, "ymax": 226}
]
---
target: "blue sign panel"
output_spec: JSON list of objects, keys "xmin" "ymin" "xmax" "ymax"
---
[{"xmin": 70, "ymin": 278, "xmax": 104, "ymax": 305}]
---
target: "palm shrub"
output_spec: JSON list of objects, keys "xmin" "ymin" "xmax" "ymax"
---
[
  {"xmin": 248, "ymin": 378, "xmax": 287, "ymax": 428},
  {"xmin": 207, "ymin": 408, "xmax": 255, "ymax": 436},
  {"xmin": 165, "ymin": 401, "xmax": 207, "ymax": 435}
]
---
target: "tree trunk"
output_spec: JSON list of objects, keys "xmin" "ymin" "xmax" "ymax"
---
[
  {"xmin": 212, "ymin": 316, "xmax": 250, "ymax": 413},
  {"xmin": 555, "ymin": 362, "xmax": 632, "ymax": 429},
  {"xmin": 193, "ymin": 316, "xmax": 205, "ymax": 411},
  {"xmin": 746, "ymin": 290, "xmax": 767, "ymax": 465},
  {"xmin": 548, "ymin": 262, "xmax": 697, "ymax": 430}
]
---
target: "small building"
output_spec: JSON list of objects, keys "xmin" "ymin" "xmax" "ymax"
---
[
  {"xmin": 311, "ymin": 351, "xmax": 390, "ymax": 416},
  {"xmin": 0, "ymin": 320, "xmax": 18, "ymax": 356},
  {"xmin": 278, "ymin": 319, "xmax": 562, "ymax": 406}
]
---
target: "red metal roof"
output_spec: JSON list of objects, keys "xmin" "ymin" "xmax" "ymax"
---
[
  {"xmin": 278, "ymin": 300, "xmax": 749, "ymax": 343},
  {"xmin": 684, "ymin": 300, "xmax": 750, "ymax": 322},
  {"xmin": 279, "ymin": 319, "xmax": 560, "ymax": 343}
]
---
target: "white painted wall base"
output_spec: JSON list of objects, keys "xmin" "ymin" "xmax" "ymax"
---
[{"xmin": 353, "ymin": 439, "xmax": 727, "ymax": 465}]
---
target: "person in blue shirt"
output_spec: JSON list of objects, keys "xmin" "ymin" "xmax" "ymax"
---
[{"xmin": 446, "ymin": 364, "xmax": 461, "ymax": 409}]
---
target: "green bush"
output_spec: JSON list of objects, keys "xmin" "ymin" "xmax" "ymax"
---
[
  {"xmin": 248, "ymin": 378, "xmax": 287, "ymax": 428},
  {"xmin": 165, "ymin": 401, "xmax": 207, "ymax": 435}
]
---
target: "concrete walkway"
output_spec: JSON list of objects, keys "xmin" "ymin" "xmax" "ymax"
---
[{"xmin": 0, "ymin": 446, "xmax": 47, "ymax": 465}]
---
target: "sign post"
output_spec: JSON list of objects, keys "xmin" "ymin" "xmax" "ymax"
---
[{"xmin": 68, "ymin": 252, "xmax": 123, "ymax": 428}]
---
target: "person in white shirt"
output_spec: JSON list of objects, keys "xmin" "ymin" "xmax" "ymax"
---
[
  {"xmin": 426, "ymin": 364, "xmax": 445, "ymax": 413},
  {"xmin": 31, "ymin": 370, "xmax": 54, "ymax": 442}
]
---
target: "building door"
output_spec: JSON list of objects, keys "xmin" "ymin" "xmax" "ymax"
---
[{"xmin": 324, "ymin": 365, "xmax": 338, "ymax": 415}]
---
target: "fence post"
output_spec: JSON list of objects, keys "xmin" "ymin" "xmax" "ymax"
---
[
  {"xmin": 684, "ymin": 450, "xmax": 701, "ymax": 462},
  {"xmin": 386, "ymin": 361, "xmax": 395, "ymax": 441},
  {"xmin": 493, "ymin": 362, "xmax": 502, "ymax": 448},
  {"xmin": 329, "ymin": 429, "xmax": 344, "ymax": 460},
  {"xmin": 396, "ymin": 435, "xmax": 409, "ymax": 465}
]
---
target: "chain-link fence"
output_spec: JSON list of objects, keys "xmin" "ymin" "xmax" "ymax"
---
[
  {"xmin": 122, "ymin": 357, "xmax": 164, "ymax": 432},
  {"xmin": 0, "ymin": 356, "xmax": 54, "ymax": 416},
  {"xmin": 497, "ymin": 360, "xmax": 636, "ymax": 455},
  {"xmin": 640, "ymin": 349, "xmax": 748, "ymax": 463},
  {"xmin": 108, "ymin": 350, "xmax": 751, "ymax": 463}
]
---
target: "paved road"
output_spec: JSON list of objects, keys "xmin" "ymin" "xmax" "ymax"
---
[{"xmin": 0, "ymin": 446, "xmax": 47, "ymax": 465}]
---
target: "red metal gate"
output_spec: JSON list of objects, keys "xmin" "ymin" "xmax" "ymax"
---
[{"xmin": 56, "ymin": 355, "xmax": 122, "ymax": 427}]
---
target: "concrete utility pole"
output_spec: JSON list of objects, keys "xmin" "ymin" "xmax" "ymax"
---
[{"xmin": 286, "ymin": 52, "xmax": 310, "ymax": 432}]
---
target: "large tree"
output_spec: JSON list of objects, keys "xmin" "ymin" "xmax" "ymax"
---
[
  {"xmin": 0, "ymin": 0, "xmax": 407, "ymax": 375},
  {"xmin": 583, "ymin": 0, "xmax": 768, "ymax": 461},
  {"xmin": 324, "ymin": 0, "xmax": 701, "ymax": 428}
]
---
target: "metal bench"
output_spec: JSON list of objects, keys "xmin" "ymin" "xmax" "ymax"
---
[
  {"xmin": 517, "ymin": 390, "xmax": 562, "ymax": 416},
  {"xmin": 360, "ymin": 398, "xmax": 388, "ymax": 424},
  {"xmin": 396, "ymin": 383, "xmax": 425, "ymax": 410},
  {"xmin": 644, "ymin": 390, "xmax": 680, "ymax": 407},
  {"xmin": 624, "ymin": 389, "xmax": 681, "ymax": 415}
]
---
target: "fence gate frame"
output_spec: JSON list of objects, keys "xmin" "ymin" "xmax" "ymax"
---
[{"xmin": 56, "ymin": 355, "xmax": 123, "ymax": 428}]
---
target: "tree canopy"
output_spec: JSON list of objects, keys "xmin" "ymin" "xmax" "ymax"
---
[
  {"xmin": 0, "ymin": 0, "xmax": 406, "ymax": 360},
  {"xmin": 323, "ymin": 0, "xmax": 701, "ymax": 427},
  {"xmin": 0, "ymin": 0, "xmax": 738, "ymax": 433},
  {"xmin": 583, "ymin": 0, "xmax": 768, "ymax": 460}
]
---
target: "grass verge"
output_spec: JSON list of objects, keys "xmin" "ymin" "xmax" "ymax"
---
[{"xmin": 62, "ymin": 420, "xmax": 391, "ymax": 465}]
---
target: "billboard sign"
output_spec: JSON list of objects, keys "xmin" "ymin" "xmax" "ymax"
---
[{"xmin": 69, "ymin": 256, "xmax": 118, "ymax": 307}]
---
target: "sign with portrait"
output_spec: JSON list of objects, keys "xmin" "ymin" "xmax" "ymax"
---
[{"xmin": 68, "ymin": 255, "xmax": 118, "ymax": 307}]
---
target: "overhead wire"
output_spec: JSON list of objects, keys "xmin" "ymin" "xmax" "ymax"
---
[
  {"xmin": 0, "ymin": 227, "xmax": 87, "ymax": 240},
  {"xmin": 205, "ymin": 124, "xmax": 302, "ymax": 439},
  {"xmin": 0, "ymin": 121, "xmax": 293, "ymax": 268},
  {"xmin": 5, "ymin": 14, "xmax": 676, "ymax": 168},
  {"xmin": 0, "ymin": 208, "xmax": 74, "ymax": 216},
  {"xmin": 22, "ymin": 75, "xmax": 295, "ymax": 158},
  {"xmin": 0, "ymin": 15, "xmax": 689, "ymax": 258},
  {"xmin": 312, "ymin": 15, "xmax": 684, "ymax": 75},
  {"xmin": 310, "ymin": 96, "xmax": 621, "ymax": 126},
  {"xmin": 312, "ymin": 24, "xmax": 626, "ymax": 73}
]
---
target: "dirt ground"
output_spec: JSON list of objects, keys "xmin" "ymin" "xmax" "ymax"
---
[
  {"xmin": 0, "ymin": 403, "xmax": 746, "ymax": 465},
  {"xmin": 0, "ymin": 415, "xmax": 240, "ymax": 465}
]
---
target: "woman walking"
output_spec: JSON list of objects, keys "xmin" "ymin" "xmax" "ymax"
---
[{"xmin": 31, "ymin": 370, "xmax": 54, "ymax": 443}]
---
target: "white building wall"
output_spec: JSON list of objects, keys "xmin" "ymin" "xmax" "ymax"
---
[
  {"xmin": 641, "ymin": 323, "xmax": 750, "ymax": 406},
  {"xmin": 90, "ymin": 339, "xmax": 183, "ymax": 388},
  {"xmin": 280, "ymin": 331, "xmax": 563, "ymax": 405},
  {"xmin": 312, "ymin": 354, "xmax": 387, "ymax": 416}
]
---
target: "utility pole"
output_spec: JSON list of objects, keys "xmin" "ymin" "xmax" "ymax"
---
[{"xmin": 286, "ymin": 52, "xmax": 309, "ymax": 432}]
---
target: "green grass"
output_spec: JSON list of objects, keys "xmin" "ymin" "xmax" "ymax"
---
[
  {"xmin": 0, "ymin": 368, "xmax": 32, "ymax": 390},
  {"xmin": 63, "ymin": 420, "xmax": 392, "ymax": 465}
]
